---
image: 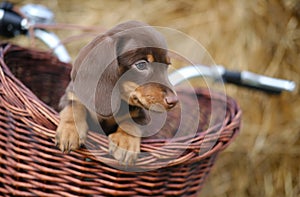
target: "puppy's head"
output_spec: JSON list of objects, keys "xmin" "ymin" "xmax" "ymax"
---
[
  {"xmin": 118, "ymin": 48, "xmax": 178, "ymax": 113},
  {"xmin": 72, "ymin": 21, "xmax": 177, "ymax": 117}
]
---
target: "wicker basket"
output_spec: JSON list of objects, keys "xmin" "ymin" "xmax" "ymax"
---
[{"xmin": 0, "ymin": 43, "xmax": 241, "ymax": 196}]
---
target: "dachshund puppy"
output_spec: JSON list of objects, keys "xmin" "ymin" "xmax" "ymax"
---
[{"xmin": 55, "ymin": 21, "xmax": 178, "ymax": 165}]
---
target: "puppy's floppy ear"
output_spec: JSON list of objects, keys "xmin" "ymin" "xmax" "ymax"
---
[{"xmin": 72, "ymin": 34, "xmax": 121, "ymax": 118}]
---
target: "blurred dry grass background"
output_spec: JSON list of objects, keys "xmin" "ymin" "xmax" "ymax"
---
[{"xmin": 3, "ymin": 0, "xmax": 300, "ymax": 196}]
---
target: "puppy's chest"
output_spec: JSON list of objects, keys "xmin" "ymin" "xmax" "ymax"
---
[
  {"xmin": 99, "ymin": 118, "xmax": 117, "ymax": 136},
  {"xmin": 100, "ymin": 106, "xmax": 149, "ymax": 135}
]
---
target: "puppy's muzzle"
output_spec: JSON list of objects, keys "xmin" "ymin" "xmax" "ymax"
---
[{"xmin": 135, "ymin": 83, "xmax": 178, "ymax": 112}]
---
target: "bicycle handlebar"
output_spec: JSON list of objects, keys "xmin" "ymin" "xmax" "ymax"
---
[
  {"xmin": 169, "ymin": 65, "xmax": 295, "ymax": 94},
  {"xmin": 0, "ymin": 2, "xmax": 71, "ymax": 63},
  {"xmin": 0, "ymin": 1, "xmax": 296, "ymax": 94}
]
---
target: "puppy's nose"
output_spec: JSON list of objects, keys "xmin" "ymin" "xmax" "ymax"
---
[{"xmin": 165, "ymin": 96, "xmax": 178, "ymax": 109}]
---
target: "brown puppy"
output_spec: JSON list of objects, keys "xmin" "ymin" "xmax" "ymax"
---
[{"xmin": 55, "ymin": 21, "xmax": 178, "ymax": 165}]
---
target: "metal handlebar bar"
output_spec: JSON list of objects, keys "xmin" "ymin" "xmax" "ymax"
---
[
  {"xmin": 169, "ymin": 65, "xmax": 296, "ymax": 94},
  {"xmin": 0, "ymin": 2, "xmax": 296, "ymax": 94}
]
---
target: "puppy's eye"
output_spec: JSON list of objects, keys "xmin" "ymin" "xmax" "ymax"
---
[{"xmin": 134, "ymin": 60, "xmax": 148, "ymax": 70}]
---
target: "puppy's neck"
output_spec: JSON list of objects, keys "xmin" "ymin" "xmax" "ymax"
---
[
  {"xmin": 116, "ymin": 101, "xmax": 149, "ymax": 125},
  {"xmin": 98, "ymin": 101, "xmax": 150, "ymax": 135}
]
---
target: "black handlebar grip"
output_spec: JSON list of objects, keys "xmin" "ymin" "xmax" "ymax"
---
[
  {"xmin": 0, "ymin": 1, "xmax": 13, "ymax": 10},
  {"xmin": 222, "ymin": 70, "xmax": 282, "ymax": 94},
  {"xmin": 222, "ymin": 70, "xmax": 242, "ymax": 84},
  {"xmin": 0, "ymin": 9, "xmax": 26, "ymax": 37}
]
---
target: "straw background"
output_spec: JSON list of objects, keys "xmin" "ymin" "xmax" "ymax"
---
[{"xmin": 3, "ymin": 0, "xmax": 300, "ymax": 196}]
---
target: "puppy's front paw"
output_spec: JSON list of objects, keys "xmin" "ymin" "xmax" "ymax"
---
[
  {"xmin": 55, "ymin": 102, "xmax": 89, "ymax": 153},
  {"xmin": 55, "ymin": 121, "xmax": 86, "ymax": 152},
  {"xmin": 109, "ymin": 129, "xmax": 141, "ymax": 165}
]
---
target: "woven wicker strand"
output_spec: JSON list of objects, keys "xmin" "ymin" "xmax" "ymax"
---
[{"xmin": 0, "ymin": 43, "xmax": 241, "ymax": 196}]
